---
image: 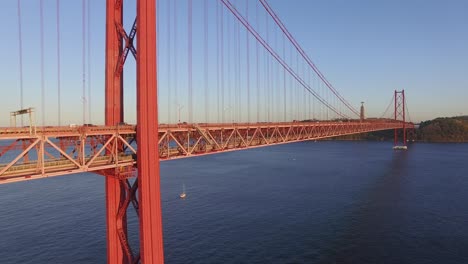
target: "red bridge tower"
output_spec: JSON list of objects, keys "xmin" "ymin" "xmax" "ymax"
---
[
  {"xmin": 393, "ymin": 90, "xmax": 407, "ymax": 149},
  {"xmin": 104, "ymin": 0, "xmax": 163, "ymax": 263}
]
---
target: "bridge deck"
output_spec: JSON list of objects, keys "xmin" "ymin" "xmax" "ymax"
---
[{"xmin": 0, "ymin": 121, "xmax": 413, "ymax": 184}]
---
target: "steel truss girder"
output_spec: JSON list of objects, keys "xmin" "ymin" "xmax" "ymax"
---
[
  {"xmin": 0, "ymin": 120, "xmax": 414, "ymax": 184},
  {"xmin": 157, "ymin": 121, "xmax": 414, "ymax": 160},
  {"xmin": 0, "ymin": 126, "xmax": 136, "ymax": 184}
]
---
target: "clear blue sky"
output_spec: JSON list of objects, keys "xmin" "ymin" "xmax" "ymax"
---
[
  {"xmin": 267, "ymin": 0, "xmax": 468, "ymax": 122},
  {"xmin": 1, "ymin": 0, "xmax": 467, "ymax": 126}
]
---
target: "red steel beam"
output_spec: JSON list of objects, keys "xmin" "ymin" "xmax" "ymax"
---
[
  {"xmin": 0, "ymin": 121, "xmax": 414, "ymax": 185},
  {"xmin": 105, "ymin": 0, "xmax": 125, "ymax": 263},
  {"xmin": 137, "ymin": 0, "xmax": 165, "ymax": 263}
]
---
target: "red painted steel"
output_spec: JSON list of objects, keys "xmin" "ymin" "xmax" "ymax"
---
[
  {"xmin": 394, "ymin": 90, "xmax": 407, "ymax": 146},
  {"xmin": 136, "ymin": 0, "xmax": 165, "ymax": 263},
  {"xmin": 5, "ymin": 2, "xmax": 419, "ymax": 263},
  {"xmin": 0, "ymin": 121, "xmax": 414, "ymax": 185},
  {"xmin": 105, "ymin": 0, "xmax": 125, "ymax": 263}
]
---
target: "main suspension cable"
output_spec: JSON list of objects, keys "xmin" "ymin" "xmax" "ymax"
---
[
  {"xmin": 259, "ymin": 0, "xmax": 360, "ymax": 118},
  {"xmin": 379, "ymin": 94, "xmax": 395, "ymax": 119},
  {"xmin": 220, "ymin": 0, "xmax": 350, "ymax": 119}
]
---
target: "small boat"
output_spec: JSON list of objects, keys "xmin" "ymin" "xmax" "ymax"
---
[
  {"xmin": 393, "ymin": 145, "xmax": 408, "ymax": 150},
  {"xmin": 179, "ymin": 183, "xmax": 186, "ymax": 199}
]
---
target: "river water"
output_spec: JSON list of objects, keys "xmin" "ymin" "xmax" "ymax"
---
[{"xmin": 0, "ymin": 141, "xmax": 467, "ymax": 263}]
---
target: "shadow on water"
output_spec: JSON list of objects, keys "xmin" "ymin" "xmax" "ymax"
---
[{"xmin": 317, "ymin": 150, "xmax": 411, "ymax": 264}]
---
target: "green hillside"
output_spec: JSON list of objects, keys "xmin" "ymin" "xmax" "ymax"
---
[
  {"xmin": 331, "ymin": 116, "xmax": 468, "ymax": 142},
  {"xmin": 417, "ymin": 116, "xmax": 468, "ymax": 142}
]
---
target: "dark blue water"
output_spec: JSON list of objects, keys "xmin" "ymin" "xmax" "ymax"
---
[{"xmin": 1, "ymin": 141, "xmax": 467, "ymax": 263}]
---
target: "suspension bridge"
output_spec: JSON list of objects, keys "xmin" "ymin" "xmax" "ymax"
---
[{"xmin": 1, "ymin": 0, "xmax": 414, "ymax": 263}]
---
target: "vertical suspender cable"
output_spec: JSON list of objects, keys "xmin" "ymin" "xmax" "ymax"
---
[
  {"xmin": 299, "ymin": 59, "xmax": 301, "ymax": 120},
  {"xmin": 265, "ymin": 12, "xmax": 270, "ymax": 122},
  {"xmin": 226, "ymin": 10, "xmax": 230, "ymax": 122},
  {"xmin": 274, "ymin": 25, "xmax": 279, "ymax": 122},
  {"xmin": 216, "ymin": 1, "xmax": 220, "ymax": 123},
  {"xmin": 289, "ymin": 34, "xmax": 293, "ymax": 120},
  {"xmin": 320, "ymin": 82, "xmax": 323, "ymax": 120},
  {"xmin": 56, "ymin": 0, "xmax": 61, "ymax": 126},
  {"xmin": 315, "ymin": 75, "xmax": 323, "ymax": 120},
  {"xmin": 317, "ymin": 74, "xmax": 321, "ymax": 119},
  {"xmin": 17, "ymin": 0, "xmax": 24, "ymax": 126},
  {"xmin": 327, "ymin": 75, "xmax": 330, "ymax": 119},
  {"xmin": 232, "ymin": 9, "xmax": 235, "ymax": 122},
  {"xmin": 238, "ymin": 13, "xmax": 242, "ymax": 122},
  {"xmin": 87, "ymin": 0, "xmax": 91, "ymax": 123},
  {"xmin": 405, "ymin": 96, "xmax": 412, "ymax": 123},
  {"xmin": 255, "ymin": 2, "xmax": 260, "ymax": 122},
  {"xmin": 236, "ymin": 13, "xmax": 241, "ymax": 122},
  {"xmin": 302, "ymin": 59, "xmax": 305, "ymax": 119},
  {"xmin": 264, "ymin": 46, "xmax": 267, "ymax": 121},
  {"xmin": 174, "ymin": 0, "xmax": 178, "ymax": 122},
  {"xmin": 327, "ymin": 83, "xmax": 330, "ymax": 119},
  {"xmin": 335, "ymin": 93, "xmax": 338, "ymax": 119},
  {"xmin": 40, "ymin": 0, "xmax": 45, "ymax": 126},
  {"xmin": 312, "ymin": 70, "xmax": 315, "ymax": 119},
  {"xmin": 188, "ymin": 0, "xmax": 193, "ymax": 123},
  {"xmin": 236, "ymin": 15, "xmax": 240, "ymax": 122},
  {"xmin": 295, "ymin": 52, "xmax": 298, "ymax": 119},
  {"xmin": 229, "ymin": 5, "xmax": 233, "ymax": 122},
  {"xmin": 245, "ymin": 0, "xmax": 250, "ymax": 123},
  {"xmin": 81, "ymin": 0, "xmax": 86, "ymax": 125},
  {"xmin": 321, "ymin": 78, "xmax": 324, "ymax": 119},
  {"xmin": 233, "ymin": 14, "xmax": 236, "ymax": 122},
  {"xmin": 204, "ymin": 0, "xmax": 209, "ymax": 122},
  {"xmin": 311, "ymin": 70, "xmax": 314, "ymax": 119},
  {"xmin": 237, "ymin": 12, "xmax": 241, "ymax": 122},
  {"xmin": 167, "ymin": 0, "xmax": 171, "ymax": 123},
  {"xmin": 300, "ymin": 59, "xmax": 303, "ymax": 120},
  {"xmin": 282, "ymin": 34, "xmax": 286, "ymax": 121},
  {"xmin": 221, "ymin": 5, "xmax": 225, "ymax": 123},
  {"xmin": 303, "ymin": 61, "xmax": 306, "ymax": 120},
  {"xmin": 308, "ymin": 66, "xmax": 311, "ymax": 120}
]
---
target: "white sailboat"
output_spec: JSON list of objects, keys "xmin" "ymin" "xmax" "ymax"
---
[{"xmin": 179, "ymin": 183, "xmax": 186, "ymax": 199}]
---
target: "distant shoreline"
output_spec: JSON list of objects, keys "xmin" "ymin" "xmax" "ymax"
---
[
  {"xmin": 329, "ymin": 115, "xmax": 468, "ymax": 143},
  {"xmin": 330, "ymin": 138, "xmax": 468, "ymax": 143}
]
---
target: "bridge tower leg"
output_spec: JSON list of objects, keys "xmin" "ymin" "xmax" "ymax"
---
[
  {"xmin": 136, "ymin": 0, "xmax": 165, "ymax": 263},
  {"xmin": 394, "ymin": 90, "xmax": 407, "ymax": 149},
  {"xmin": 104, "ymin": 0, "xmax": 163, "ymax": 263},
  {"xmin": 105, "ymin": 0, "xmax": 125, "ymax": 262}
]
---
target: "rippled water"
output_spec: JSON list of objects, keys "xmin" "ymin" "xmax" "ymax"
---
[{"xmin": 1, "ymin": 141, "xmax": 467, "ymax": 263}]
